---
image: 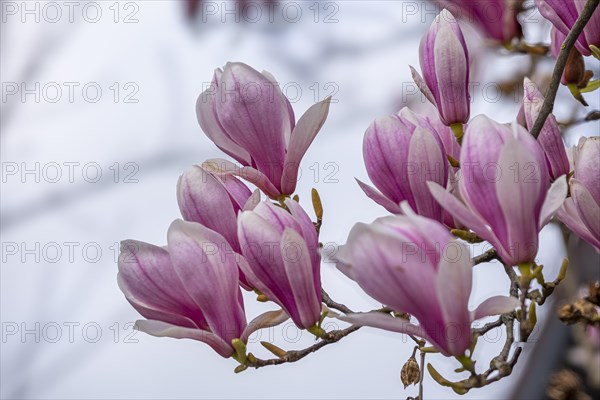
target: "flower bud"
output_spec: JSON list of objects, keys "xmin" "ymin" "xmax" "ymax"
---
[
  {"xmin": 238, "ymin": 199, "xmax": 322, "ymax": 329},
  {"xmin": 564, "ymin": 47, "xmax": 586, "ymax": 86},
  {"xmin": 412, "ymin": 9, "xmax": 470, "ymax": 126},
  {"xmin": 358, "ymin": 108, "xmax": 449, "ymax": 221}
]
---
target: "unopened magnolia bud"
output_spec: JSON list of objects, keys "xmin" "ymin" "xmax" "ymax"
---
[
  {"xmin": 563, "ymin": 47, "xmax": 585, "ymax": 86},
  {"xmin": 261, "ymin": 341, "xmax": 287, "ymax": 358},
  {"xmin": 400, "ymin": 356, "xmax": 420, "ymax": 389}
]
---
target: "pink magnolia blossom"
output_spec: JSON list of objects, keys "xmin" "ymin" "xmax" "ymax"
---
[
  {"xmin": 436, "ymin": 0, "xmax": 523, "ymax": 44},
  {"xmin": 335, "ymin": 206, "xmax": 519, "ymax": 356},
  {"xmin": 429, "ymin": 115, "xmax": 567, "ymax": 266},
  {"xmin": 197, "ymin": 62, "xmax": 330, "ymax": 198},
  {"xmin": 523, "ymin": 78, "xmax": 570, "ymax": 181},
  {"xmin": 535, "ymin": 0, "xmax": 600, "ymax": 57},
  {"xmin": 557, "ymin": 136, "xmax": 600, "ymax": 252},
  {"xmin": 238, "ymin": 199, "xmax": 322, "ymax": 329},
  {"xmin": 357, "ymin": 107, "xmax": 449, "ymax": 220},
  {"xmin": 118, "ymin": 220, "xmax": 287, "ymax": 358},
  {"xmin": 411, "ymin": 9, "xmax": 470, "ymax": 126}
]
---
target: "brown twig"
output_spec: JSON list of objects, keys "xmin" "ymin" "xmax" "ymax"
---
[
  {"xmin": 473, "ymin": 317, "xmax": 503, "ymax": 336},
  {"xmin": 472, "ymin": 249, "xmax": 498, "ymax": 265},
  {"xmin": 244, "ymin": 325, "xmax": 360, "ymax": 369},
  {"xmin": 530, "ymin": 0, "xmax": 600, "ymax": 139},
  {"xmin": 418, "ymin": 350, "xmax": 426, "ymax": 400},
  {"xmin": 321, "ymin": 288, "xmax": 354, "ymax": 314}
]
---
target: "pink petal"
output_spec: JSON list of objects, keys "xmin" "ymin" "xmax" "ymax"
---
[
  {"xmin": 237, "ymin": 211, "xmax": 290, "ymax": 304},
  {"xmin": 196, "ymin": 69, "xmax": 252, "ymax": 165},
  {"xmin": 216, "ymin": 62, "xmax": 289, "ymax": 186},
  {"xmin": 572, "ymin": 180, "xmax": 600, "ymax": 240},
  {"xmin": 339, "ymin": 312, "xmax": 451, "ymax": 355},
  {"xmin": 436, "ymin": 240, "xmax": 472, "ymax": 323},
  {"xmin": 339, "ymin": 312, "xmax": 421, "ymax": 335},
  {"xmin": 202, "ymin": 158, "xmax": 281, "ymax": 198},
  {"xmin": 343, "ymin": 222, "xmax": 441, "ymax": 319},
  {"xmin": 435, "ymin": 239, "xmax": 473, "ymax": 356},
  {"xmin": 241, "ymin": 309, "xmax": 289, "ymax": 342},
  {"xmin": 574, "ymin": 137, "xmax": 600, "ymax": 205},
  {"xmin": 428, "ymin": 181, "xmax": 500, "ymax": 247},
  {"xmin": 539, "ymin": 175, "xmax": 568, "ymax": 227},
  {"xmin": 558, "ymin": 198, "xmax": 600, "ymax": 252},
  {"xmin": 176, "ymin": 166, "xmax": 240, "ymax": 251},
  {"xmin": 433, "ymin": 22, "xmax": 470, "ymax": 124},
  {"xmin": 470, "ymin": 296, "xmax": 520, "ymax": 322},
  {"xmin": 495, "ymin": 135, "xmax": 544, "ymax": 264},
  {"xmin": 410, "ymin": 65, "xmax": 436, "ymax": 105},
  {"xmin": 280, "ymin": 228, "xmax": 322, "ymax": 328},
  {"xmin": 281, "ymin": 98, "xmax": 331, "ymax": 194},
  {"xmin": 460, "ymin": 116, "xmax": 509, "ymax": 244},
  {"xmin": 407, "ymin": 127, "xmax": 447, "ymax": 220},
  {"xmin": 167, "ymin": 220, "xmax": 246, "ymax": 344},
  {"xmin": 117, "ymin": 240, "xmax": 207, "ymax": 329},
  {"xmin": 242, "ymin": 189, "xmax": 261, "ymax": 211},
  {"xmin": 285, "ymin": 198, "xmax": 320, "ymax": 274},
  {"xmin": 135, "ymin": 320, "xmax": 233, "ymax": 358},
  {"xmin": 356, "ymin": 178, "xmax": 402, "ymax": 213}
]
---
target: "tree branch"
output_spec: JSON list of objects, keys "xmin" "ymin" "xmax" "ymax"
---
[
  {"xmin": 530, "ymin": 0, "xmax": 600, "ymax": 139},
  {"xmin": 244, "ymin": 325, "xmax": 360, "ymax": 369},
  {"xmin": 472, "ymin": 249, "xmax": 498, "ymax": 265},
  {"xmin": 321, "ymin": 288, "xmax": 354, "ymax": 314}
]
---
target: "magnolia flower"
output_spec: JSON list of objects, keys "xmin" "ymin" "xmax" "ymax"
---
[
  {"xmin": 335, "ymin": 206, "xmax": 519, "ymax": 356},
  {"xmin": 429, "ymin": 115, "xmax": 567, "ymax": 266},
  {"xmin": 238, "ymin": 199, "xmax": 322, "ymax": 329},
  {"xmin": 557, "ymin": 137, "xmax": 600, "ymax": 252},
  {"xmin": 197, "ymin": 62, "xmax": 330, "ymax": 198},
  {"xmin": 118, "ymin": 220, "xmax": 287, "ymax": 358},
  {"xmin": 357, "ymin": 107, "xmax": 449, "ymax": 221},
  {"xmin": 523, "ymin": 78, "xmax": 570, "ymax": 181},
  {"xmin": 117, "ymin": 220, "xmax": 240, "ymax": 357},
  {"xmin": 411, "ymin": 9, "xmax": 470, "ymax": 126},
  {"xmin": 536, "ymin": 0, "xmax": 600, "ymax": 57},
  {"xmin": 436, "ymin": 0, "xmax": 523, "ymax": 44}
]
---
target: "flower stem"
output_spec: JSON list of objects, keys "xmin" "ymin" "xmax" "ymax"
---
[{"xmin": 450, "ymin": 123, "xmax": 464, "ymax": 144}]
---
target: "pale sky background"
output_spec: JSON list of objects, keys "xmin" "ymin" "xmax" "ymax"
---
[{"xmin": 1, "ymin": 1, "xmax": 599, "ymax": 399}]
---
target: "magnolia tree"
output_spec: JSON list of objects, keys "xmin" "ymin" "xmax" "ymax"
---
[{"xmin": 117, "ymin": 1, "xmax": 600, "ymax": 398}]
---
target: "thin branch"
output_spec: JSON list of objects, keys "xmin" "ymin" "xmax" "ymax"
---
[
  {"xmin": 473, "ymin": 317, "xmax": 503, "ymax": 336},
  {"xmin": 418, "ymin": 350, "xmax": 426, "ymax": 400},
  {"xmin": 472, "ymin": 249, "xmax": 498, "ymax": 265},
  {"xmin": 530, "ymin": 0, "xmax": 600, "ymax": 139},
  {"xmin": 321, "ymin": 289, "xmax": 354, "ymax": 314},
  {"xmin": 245, "ymin": 325, "xmax": 360, "ymax": 369}
]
